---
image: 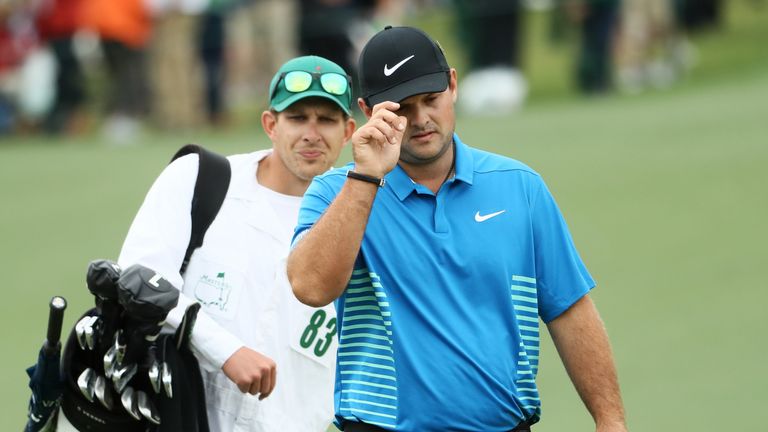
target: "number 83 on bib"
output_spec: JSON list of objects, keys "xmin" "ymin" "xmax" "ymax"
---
[{"xmin": 290, "ymin": 305, "xmax": 338, "ymax": 368}]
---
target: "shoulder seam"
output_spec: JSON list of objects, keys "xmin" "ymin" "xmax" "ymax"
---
[{"xmin": 474, "ymin": 167, "xmax": 541, "ymax": 178}]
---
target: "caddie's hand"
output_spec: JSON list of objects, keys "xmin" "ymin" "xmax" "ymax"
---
[
  {"xmin": 351, "ymin": 101, "xmax": 407, "ymax": 178},
  {"xmin": 222, "ymin": 347, "xmax": 277, "ymax": 400}
]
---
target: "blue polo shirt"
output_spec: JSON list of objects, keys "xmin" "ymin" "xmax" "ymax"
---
[{"xmin": 293, "ymin": 134, "xmax": 594, "ymax": 431}]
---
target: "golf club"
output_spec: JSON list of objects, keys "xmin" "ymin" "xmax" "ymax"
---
[
  {"xmin": 119, "ymin": 386, "xmax": 141, "ymax": 421},
  {"xmin": 147, "ymin": 344, "xmax": 161, "ymax": 394},
  {"xmin": 115, "ymin": 329, "xmax": 126, "ymax": 366},
  {"xmin": 93, "ymin": 375, "xmax": 114, "ymax": 410},
  {"xmin": 161, "ymin": 361, "xmax": 172, "ymax": 398},
  {"xmin": 112, "ymin": 363, "xmax": 137, "ymax": 393},
  {"xmin": 83, "ymin": 316, "xmax": 100, "ymax": 350},
  {"xmin": 76, "ymin": 368, "xmax": 95, "ymax": 402},
  {"xmin": 74, "ymin": 316, "xmax": 89, "ymax": 351},
  {"xmin": 137, "ymin": 390, "xmax": 161, "ymax": 425},
  {"xmin": 103, "ymin": 344, "xmax": 117, "ymax": 379}
]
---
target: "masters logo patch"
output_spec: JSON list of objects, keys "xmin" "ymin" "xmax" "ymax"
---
[{"xmin": 194, "ymin": 272, "xmax": 233, "ymax": 312}]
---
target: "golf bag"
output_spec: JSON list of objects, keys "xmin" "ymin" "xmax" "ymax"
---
[{"xmin": 57, "ymin": 144, "xmax": 232, "ymax": 431}]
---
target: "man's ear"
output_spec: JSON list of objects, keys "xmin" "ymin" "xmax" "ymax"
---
[
  {"xmin": 261, "ymin": 110, "xmax": 278, "ymax": 139},
  {"xmin": 343, "ymin": 116, "xmax": 356, "ymax": 145},
  {"xmin": 357, "ymin": 98, "xmax": 373, "ymax": 119},
  {"xmin": 449, "ymin": 68, "xmax": 458, "ymax": 103}
]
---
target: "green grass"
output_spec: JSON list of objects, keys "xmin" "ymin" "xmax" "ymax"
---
[{"xmin": 3, "ymin": 2, "xmax": 768, "ymax": 430}]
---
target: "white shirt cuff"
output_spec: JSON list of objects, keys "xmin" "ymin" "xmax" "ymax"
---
[{"xmin": 166, "ymin": 294, "xmax": 244, "ymax": 372}]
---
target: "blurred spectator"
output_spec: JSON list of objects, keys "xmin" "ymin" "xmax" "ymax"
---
[
  {"xmin": 220, "ymin": 0, "xmax": 297, "ymax": 113},
  {"xmin": 82, "ymin": 0, "xmax": 152, "ymax": 143},
  {"xmin": 298, "ymin": 0, "xmax": 380, "ymax": 91},
  {"xmin": 0, "ymin": 1, "xmax": 28, "ymax": 133},
  {"xmin": 561, "ymin": 0, "xmax": 621, "ymax": 95},
  {"xmin": 146, "ymin": 0, "xmax": 206, "ymax": 130},
  {"xmin": 35, "ymin": 0, "xmax": 87, "ymax": 134},
  {"xmin": 1, "ymin": 0, "xmax": 54, "ymax": 133},
  {"xmin": 346, "ymin": 0, "xmax": 405, "ymax": 68},
  {"xmin": 616, "ymin": 0, "xmax": 689, "ymax": 94},
  {"xmin": 197, "ymin": 0, "xmax": 237, "ymax": 127},
  {"xmin": 453, "ymin": 0, "xmax": 528, "ymax": 115},
  {"xmin": 230, "ymin": 0, "xmax": 400, "ymax": 111},
  {"xmin": 673, "ymin": 0, "xmax": 722, "ymax": 32}
]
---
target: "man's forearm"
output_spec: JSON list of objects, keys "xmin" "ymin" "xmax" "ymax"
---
[
  {"xmin": 547, "ymin": 295, "xmax": 627, "ymax": 430},
  {"xmin": 287, "ymin": 179, "xmax": 379, "ymax": 307}
]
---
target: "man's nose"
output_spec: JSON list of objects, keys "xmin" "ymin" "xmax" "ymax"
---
[
  {"xmin": 302, "ymin": 121, "xmax": 321, "ymax": 143},
  {"xmin": 409, "ymin": 106, "xmax": 429, "ymax": 129}
]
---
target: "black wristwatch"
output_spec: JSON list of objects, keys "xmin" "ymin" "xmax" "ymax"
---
[{"xmin": 346, "ymin": 170, "xmax": 386, "ymax": 187}]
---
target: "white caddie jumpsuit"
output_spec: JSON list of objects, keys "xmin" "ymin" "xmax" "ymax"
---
[{"xmin": 117, "ymin": 150, "xmax": 338, "ymax": 431}]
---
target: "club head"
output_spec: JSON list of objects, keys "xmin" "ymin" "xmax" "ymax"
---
[
  {"xmin": 119, "ymin": 386, "xmax": 142, "ymax": 421},
  {"xmin": 94, "ymin": 375, "xmax": 114, "ymax": 410},
  {"xmin": 148, "ymin": 361, "xmax": 161, "ymax": 394},
  {"xmin": 84, "ymin": 316, "xmax": 100, "ymax": 350},
  {"xmin": 83, "ymin": 326, "xmax": 94, "ymax": 351},
  {"xmin": 112, "ymin": 363, "xmax": 137, "ymax": 394},
  {"xmin": 75, "ymin": 317, "xmax": 89, "ymax": 350},
  {"xmin": 103, "ymin": 345, "xmax": 117, "ymax": 379},
  {"xmin": 137, "ymin": 390, "xmax": 161, "ymax": 425},
  {"xmin": 116, "ymin": 330, "xmax": 126, "ymax": 365},
  {"xmin": 77, "ymin": 368, "xmax": 95, "ymax": 402},
  {"xmin": 161, "ymin": 362, "xmax": 172, "ymax": 398}
]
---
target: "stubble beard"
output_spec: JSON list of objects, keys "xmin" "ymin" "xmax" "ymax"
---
[
  {"xmin": 294, "ymin": 158, "xmax": 330, "ymax": 182},
  {"xmin": 280, "ymin": 148, "xmax": 329, "ymax": 183},
  {"xmin": 399, "ymin": 131, "xmax": 452, "ymax": 166}
]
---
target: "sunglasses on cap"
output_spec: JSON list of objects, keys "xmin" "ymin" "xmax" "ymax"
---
[{"xmin": 270, "ymin": 71, "xmax": 351, "ymax": 101}]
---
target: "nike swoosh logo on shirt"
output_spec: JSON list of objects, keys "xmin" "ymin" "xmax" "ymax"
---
[
  {"xmin": 384, "ymin": 55, "xmax": 415, "ymax": 76},
  {"xmin": 475, "ymin": 210, "xmax": 506, "ymax": 222}
]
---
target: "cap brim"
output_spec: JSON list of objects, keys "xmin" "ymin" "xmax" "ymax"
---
[
  {"xmin": 366, "ymin": 71, "xmax": 448, "ymax": 106},
  {"xmin": 271, "ymin": 90, "xmax": 351, "ymax": 115}
]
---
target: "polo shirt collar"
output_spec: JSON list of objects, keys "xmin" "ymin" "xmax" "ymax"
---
[
  {"xmin": 452, "ymin": 134, "xmax": 474, "ymax": 185},
  {"xmin": 386, "ymin": 133, "xmax": 474, "ymax": 201}
]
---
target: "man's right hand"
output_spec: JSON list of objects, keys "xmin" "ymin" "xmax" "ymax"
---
[
  {"xmin": 222, "ymin": 346, "xmax": 277, "ymax": 400},
  {"xmin": 351, "ymin": 101, "xmax": 407, "ymax": 178}
]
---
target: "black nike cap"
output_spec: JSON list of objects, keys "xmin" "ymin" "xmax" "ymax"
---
[{"xmin": 359, "ymin": 26, "xmax": 450, "ymax": 107}]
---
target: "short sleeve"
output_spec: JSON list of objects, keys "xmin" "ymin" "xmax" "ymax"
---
[
  {"xmin": 530, "ymin": 178, "xmax": 595, "ymax": 323},
  {"xmin": 291, "ymin": 174, "xmax": 340, "ymax": 247}
]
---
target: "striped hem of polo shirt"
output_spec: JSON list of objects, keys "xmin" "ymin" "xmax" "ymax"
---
[
  {"xmin": 337, "ymin": 267, "xmax": 398, "ymax": 429},
  {"xmin": 511, "ymin": 274, "xmax": 542, "ymax": 418}
]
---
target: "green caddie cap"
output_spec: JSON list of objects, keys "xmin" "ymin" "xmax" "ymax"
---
[{"xmin": 268, "ymin": 56, "xmax": 352, "ymax": 115}]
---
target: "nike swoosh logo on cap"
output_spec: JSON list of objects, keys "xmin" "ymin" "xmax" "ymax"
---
[
  {"xmin": 475, "ymin": 210, "xmax": 506, "ymax": 222},
  {"xmin": 384, "ymin": 55, "xmax": 415, "ymax": 76}
]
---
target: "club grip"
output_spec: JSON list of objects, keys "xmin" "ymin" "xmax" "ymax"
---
[{"xmin": 46, "ymin": 296, "xmax": 67, "ymax": 348}]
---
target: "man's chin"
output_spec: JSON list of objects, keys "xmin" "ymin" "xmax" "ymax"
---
[
  {"xmin": 297, "ymin": 163, "xmax": 331, "ymax": 180},
  {"xmin": 401, "ymin": 142, "xmax": 449, "ymax": 165}
]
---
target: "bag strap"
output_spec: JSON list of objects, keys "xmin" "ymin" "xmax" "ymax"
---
[{"xmin": 170, "ymin": 144, "xmax": 231, "ymax": 275}]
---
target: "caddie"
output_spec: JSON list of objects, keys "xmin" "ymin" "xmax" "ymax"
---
[{"xmin": 117, "ymin": 55, "xmax": 355, "ymax": 431}]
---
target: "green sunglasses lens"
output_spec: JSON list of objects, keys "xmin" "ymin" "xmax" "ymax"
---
[
  {"xmin": 320, "ymin": 73, "xmax": 348, "ymax": 95},
  {"xmin": 283, "ymin": 71, "xmax": 313, "ymax": 93}
]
